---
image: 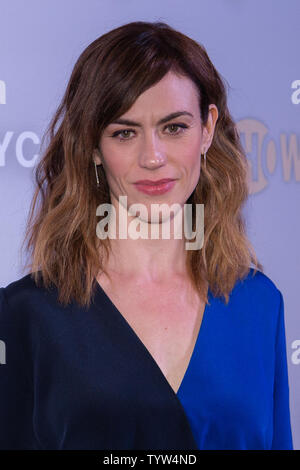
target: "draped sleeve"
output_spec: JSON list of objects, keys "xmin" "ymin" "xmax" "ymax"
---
[
  {"xmin": 271, "ymin": 290, "xmax": 293, "ymax": 449},
  {"xmin": 0, "ymin": 288, "xmax": 39, "ymax": 449}
]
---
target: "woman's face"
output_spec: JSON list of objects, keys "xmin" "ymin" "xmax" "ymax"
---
[{"xmin": 95, "ymin": 70, "xmax": 218, "ymax": 222}]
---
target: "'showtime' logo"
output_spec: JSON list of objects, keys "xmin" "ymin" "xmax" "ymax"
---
[{"xmin": 237, "ymin": 119, "xmax": 300, "ymax": 194}]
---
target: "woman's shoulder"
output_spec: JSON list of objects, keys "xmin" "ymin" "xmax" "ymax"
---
[
  {"xmin": 0, "ymin": 271, "xmax": 64, "ymax": 324},
  {"xmin": 230, "ymin": 267, "xmax": 284, "ymax": 324},
  {"xmin": 1, "ymin": 272, "xmax": 44, "ymax": 306},
  {"xmin": 1, "ymin": 271, "xmax": 39, "ymax": 294},
  {"xmin": 237, "ymin": 267, "xmax": 282, "ymax": 297}
]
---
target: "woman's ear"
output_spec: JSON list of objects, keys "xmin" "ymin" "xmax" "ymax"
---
[
  {"xmin": 93, "ymin": 148, "xmax": 102, "ymax": 166},
  {"xmin": 202, "ymin": 104, "xmax": 219, "ymax": 150}
]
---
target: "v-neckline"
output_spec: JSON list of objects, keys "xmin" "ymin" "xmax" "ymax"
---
[{"xmin": 93, "ymin": 278, "xmax": 212, "ymax": 399}]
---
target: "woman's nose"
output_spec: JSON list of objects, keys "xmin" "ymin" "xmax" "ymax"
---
[{"xmin": 138, "ymin": 133, "xmax": 167, "ymax": 169}]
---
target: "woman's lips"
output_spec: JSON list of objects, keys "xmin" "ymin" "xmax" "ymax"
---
[{"xmin": 133, "ymin": 179, "xmax": 176, "ymax": 195}]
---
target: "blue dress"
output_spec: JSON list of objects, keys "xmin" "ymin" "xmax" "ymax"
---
[{"xmin": 0, "ymin": 268, "xmax": 293, "ymax": 450}]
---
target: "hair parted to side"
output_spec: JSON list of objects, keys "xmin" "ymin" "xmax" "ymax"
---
[{"xmin": 22, "ymin": 20, "xmax": 263, "ymax": 308}]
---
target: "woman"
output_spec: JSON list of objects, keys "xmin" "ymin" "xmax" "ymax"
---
[{"xmin": 0, "ymin": 21, "xmax": 293, "ymax": 450}]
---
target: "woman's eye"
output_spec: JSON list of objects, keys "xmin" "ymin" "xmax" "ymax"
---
[
  {"xmin": 111, "ymin": 123, "xmax": 188, "ymax": 141},
  {"xmin": 165, "ymin": 123, "xmax": 188, "ymax": 134},
  {"xmin": 111, "ymin": 129, "xmax": 135, "ymax": 140}
]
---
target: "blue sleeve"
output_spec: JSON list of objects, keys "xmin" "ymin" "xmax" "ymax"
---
[
  {"xmin": 271, "ymin": 290, "xmax": 293, "ymax": 450},
  {"xmin": 0, "ymin": 288, "xmax": 38, "ymax": 449}
]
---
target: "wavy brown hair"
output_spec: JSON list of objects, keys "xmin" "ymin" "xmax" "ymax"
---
[{"xmin": 22, "ymin": 20, "xmax": 263, "ymax": 308}]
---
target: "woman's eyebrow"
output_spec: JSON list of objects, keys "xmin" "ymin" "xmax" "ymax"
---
[{"xmin": 110, "ymin": 111, "xmax": 194, "ymax": 127}]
